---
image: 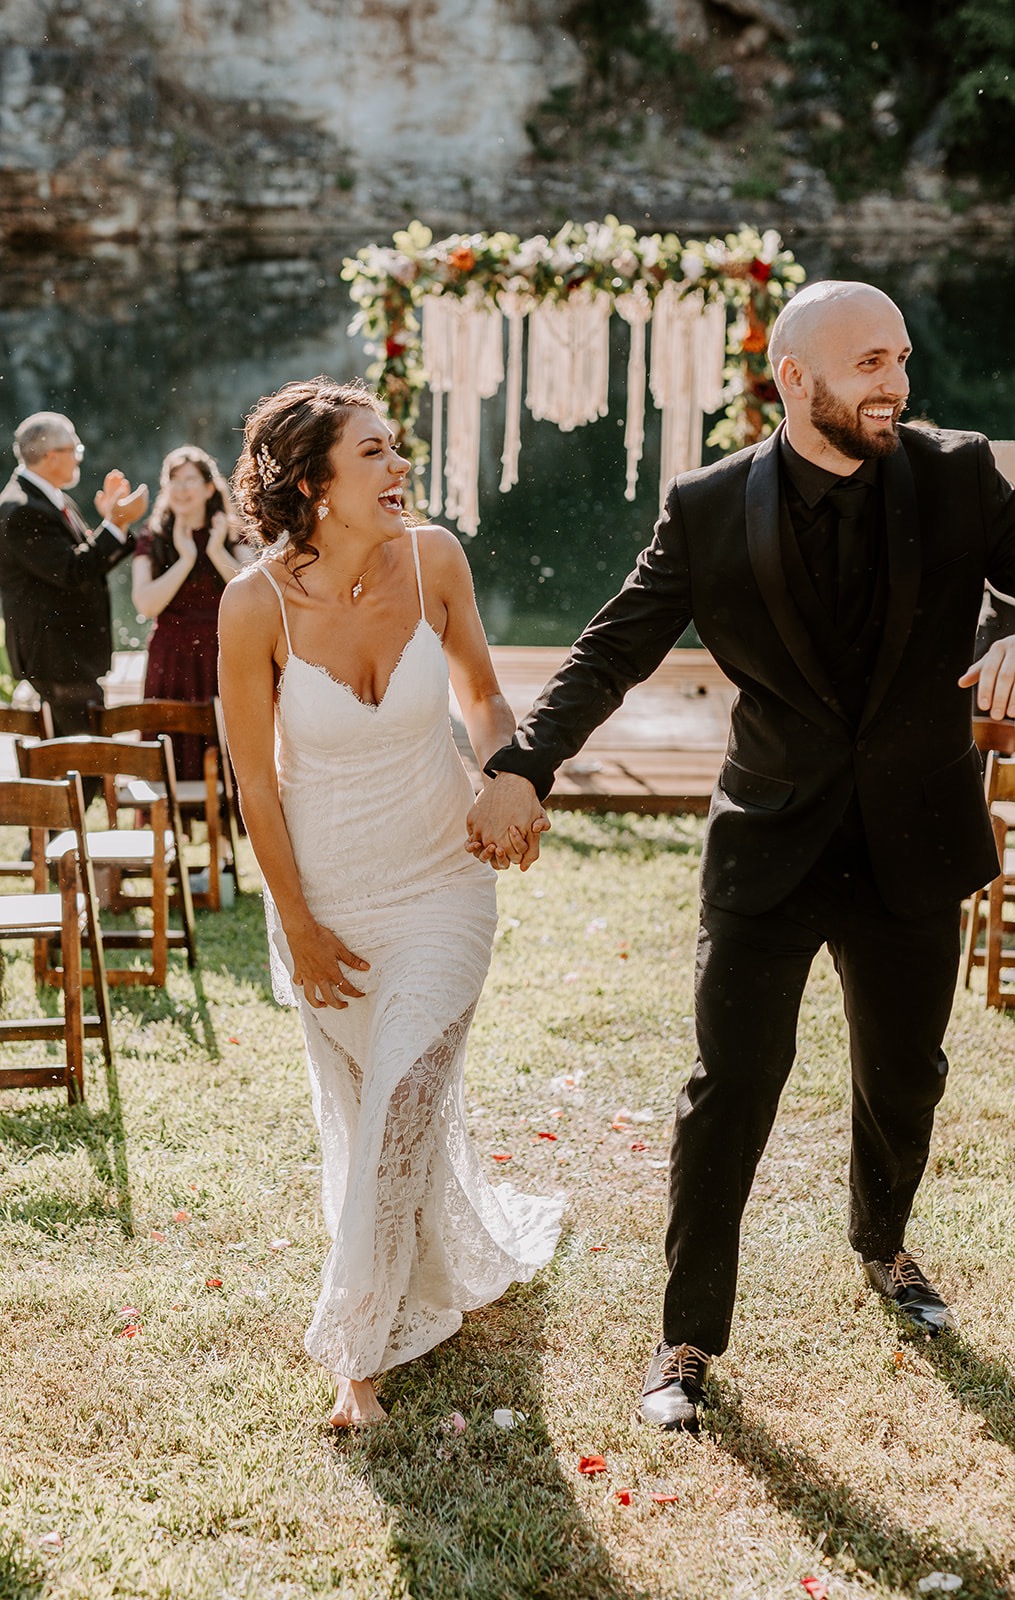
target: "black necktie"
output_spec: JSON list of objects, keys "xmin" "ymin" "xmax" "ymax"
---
[{"xmin": 824, "ymin": 477, "xmax": 871, "ymax": 634}]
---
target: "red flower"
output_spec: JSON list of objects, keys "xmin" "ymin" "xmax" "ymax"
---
[
  {"xmin": 385, "ymin": 336, "xmax": 405, "ymax": 360},
  {"xmin": 749, "ymin": 257, "xmax": 773, "ymax": 283}
]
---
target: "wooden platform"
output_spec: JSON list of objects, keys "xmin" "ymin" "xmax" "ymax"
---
[
  {"xmin": 455, "ymin": 646, "xmax": 735, "ymax": 814},
  {"xmin": 10, "ymin": 646, "xmax": 734, "ymax": 818}
]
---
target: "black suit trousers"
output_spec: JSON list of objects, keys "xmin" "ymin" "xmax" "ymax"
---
[{"xmin": 662, "ymin": 868, "xmax": 960, "ymax": 1356}]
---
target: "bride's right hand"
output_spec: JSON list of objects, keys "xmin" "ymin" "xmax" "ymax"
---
[{"xmin": 287, "ymin": 915, "xmax": 370, "ymax": 1009}]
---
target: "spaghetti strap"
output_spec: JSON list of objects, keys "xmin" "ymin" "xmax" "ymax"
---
[
  {"xmin": 259, "ymin": 566, "xmax": 293, "ymax": 653},
  {"xmin": 409, "ymin": 527, "xmax": 425, "ymax": 622}
]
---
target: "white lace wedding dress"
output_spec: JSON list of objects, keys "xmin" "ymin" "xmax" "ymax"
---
[{"xmin": 258, "ymin": 532, "xmax": 564, "ymax": 1380}]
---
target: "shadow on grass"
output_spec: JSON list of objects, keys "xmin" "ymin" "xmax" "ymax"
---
[
  {"xmin": 0, "ymin": 1016, "xmax": 134, "ymax": 1237},
  {"xmin": 349, "ymin": 1282, "xmax": 644, "ymax": 1600},
  {"xmin": 0, "ymin": 1529, "xmax": 44, "ymax": 1600},
  {"xmin": 708, "ymin": 1379, "xmax": 1010, "ymax": 1599},
  {"xmin": 926, "ymin": 1335, "xmax": 1015, "ymax": 1453},
  {"xmin": 111, "ymin": 957, "xmax": 220, "ymax": 1061}
]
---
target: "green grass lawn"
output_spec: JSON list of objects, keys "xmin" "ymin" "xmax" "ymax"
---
[{"xmin": 1, "ymin": 812, "xmax": 1013, "ymax": 1600}]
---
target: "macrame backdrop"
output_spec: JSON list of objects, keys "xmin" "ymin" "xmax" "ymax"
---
[
  {"xmin": 344, "ymin": 221, "xmax": 806, "ymax": 536},
  {"xmin": 423, "ymin": 284, "xmax": 726, "ymax": 533}
]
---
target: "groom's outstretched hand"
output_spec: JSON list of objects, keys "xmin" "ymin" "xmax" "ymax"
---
[
  {"xmin": 959, "ymin": 633, "xmax": 1015, "ymax": 719},
  {"xmin": 466, "ymin": 772, "xmax": 551, "ymax": 871}
]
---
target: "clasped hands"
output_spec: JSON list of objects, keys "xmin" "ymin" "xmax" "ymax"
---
[{"xmin": 465, "ymin": 772, "xmax": 551, "ymax": 871}]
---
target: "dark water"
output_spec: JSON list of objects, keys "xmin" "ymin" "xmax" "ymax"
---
[{"xmin": 0, "ymin": 234, "xmax": 1012, "ymax": 651}]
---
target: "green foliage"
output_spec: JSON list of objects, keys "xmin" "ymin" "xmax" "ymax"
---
[{"xmin": 785, "ymin": 0, "xmax": 1014, "ymax": 196}]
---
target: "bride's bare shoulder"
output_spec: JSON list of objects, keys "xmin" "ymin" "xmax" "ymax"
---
[{"xmin": 220, "ymin": 557, "xmax": 288, "ymax": 631}]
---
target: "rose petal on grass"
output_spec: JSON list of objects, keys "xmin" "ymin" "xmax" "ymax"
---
[
  {"xmin": 801, "ymin": 1579, "xmax": 828, "ymax": 1600},
  {"xmin": 205, "ymin": 1277, "xmax": 223, "ymax": 1289},
  {"xmin": 578, "ymin": 1454, "xmax": 608, "ymax": 1475},
  {"xmin": 588, "ymin": 1243, "xmax": 608, "ymax": 1252},
  {"xmin": 117, "ymin": 1324, "xmax": 141, "ymax": 1338},
  {"xmin": 118, "ymin": 1306, "xmax": 141, "ymax": 1319},
  {"xmin": 893, "ymin": 1350, "xmax": 905, "ymax": 1368},
  {"xmin": 493, "ymin": 1408, "xmax": 524, "ymax": 1429},
  {"xmin": 173, "ymin": 1210, "xmax": 191, "ymax": 1224},
  {"xmin": 150, "ymin": 1230, "xmax": 165, "ymax": 1242},
  {"xmin": 630, "ymin": 1140, "xmax": 649, "ymax": 1153},
  {"xmin": 650, "ymin": 1491, "xmax": 680, "ymax": 1504},
  {"xmin": 228, "ymin": 1036, "xmax": 240, "ymax": 1045},
  {"xmin": 535, "ymin": 1132, "xmax": 558, "ymax": 1142},
  {"xmin": 917, "ymin": 1578, "xmax": 963, "ymax": 1594},
  {"xmin": 268, "ymin": 1238, "xmax": 291, "ymax": 1251},
  {"xmin": 491, "ymin": 1153, "xmax": 513, "ymax": 1163},
  {"xmin": 38, "ymin": 1531, "xmax": 63, "ymax": 1550},
  {"xmin": 613, "ymin": 1487, "xmax": 632, "ymax": 1504},
  {"xmin": 441, "ymin": 1411, "xmax": 467, "ymax": 1434}
]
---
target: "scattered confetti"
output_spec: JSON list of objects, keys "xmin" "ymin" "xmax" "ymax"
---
[
  {"xmin": 173, "ymin": 1210, "xmax": 191, "ymax": 1224},
  {"xmin": 578, "ymin": 1454, "xmax": 608, "ymax": 1476},
  {"xmin": 492, "ymin": 1408, "xmax": 524, "ymax": 1429},
  {"xmin": 801, "ymin": 1580, "xmax": 828, "ymax": 1600},
  {"xmin": 491, "ymin": 1153, "xmax": 513, "ymax": 1163},
  {"xmin": 650, "ymin": 1491, "xmax": 680, "ymax": 1504},
  {"xmin": 268, "ymin": 1238, "xmax": 291, "ymax": 1251},
  {"xmin": 205, "ymin": 1277, "xmax": 223, "ymax": 1289},
  {"xmin": 917, "ymin": 1577, "xmax": 963, "ymax": 1594},
  {"xmin": 38, "ymin": 1531, "xmax": 63, "ymax": 1550}
]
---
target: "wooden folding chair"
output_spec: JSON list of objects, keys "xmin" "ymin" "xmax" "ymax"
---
[
  {"xmin": 90, "ymin": 698, "xmax": 243, "ymax": 911},
  {"xmin": 0, "ymin": 771, "xmax": 112, "ymax": 1102},
  {"xmin": 0, "ymin": 701, "xmax": 55, "ymax": 880},
  {"xmin": 16, "ymin": 735, "xmax": 196, "ymax": 987},
  {"xmin": 961, "ymin": 718, "xmax": 1015, "ymax": 988},
  {"xmin": 980, "ymin": 751, "xmax": 1015, "ymax": 1009}
]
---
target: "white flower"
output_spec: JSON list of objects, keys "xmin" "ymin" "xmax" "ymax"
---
[{"xmin": 681, "ymin": 251, "xmax": 705, "ymax": 282}]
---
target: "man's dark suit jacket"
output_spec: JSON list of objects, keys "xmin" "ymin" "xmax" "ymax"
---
[
  {"xmin": 0, "ymin": 471, "xmax": 135, "ymax": 688},
  {"xmin": 489, "ymin": 423, "xmax": 1015, "ymax": 920}
]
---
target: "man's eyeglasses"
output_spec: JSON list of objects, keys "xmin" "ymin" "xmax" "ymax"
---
[{"xmin": 52, "ymin": 442, "xmax": 85, "ymax": 461}]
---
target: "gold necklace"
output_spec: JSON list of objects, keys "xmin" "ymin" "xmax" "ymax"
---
[{"xmin": 338, "ymin": 551, "xmax": 384, "ymax": 602}]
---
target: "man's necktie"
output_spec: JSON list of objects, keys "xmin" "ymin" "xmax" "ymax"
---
[{"xmin": 824, "ymin": 477, "xmax": 872, "ymax": 636}]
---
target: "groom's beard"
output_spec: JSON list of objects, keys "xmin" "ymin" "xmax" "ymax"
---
[{"xmin": 810, "ymin": 374, "xmax": 902, "ymax": 460}]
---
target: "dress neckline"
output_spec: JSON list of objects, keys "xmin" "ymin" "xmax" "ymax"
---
[{"xmin": 282, "ymin": 618, "xmax": 438, "ymax": 711}]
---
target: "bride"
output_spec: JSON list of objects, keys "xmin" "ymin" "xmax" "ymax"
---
[{"xmin": 219, "ymin": 376, "xmax": 563, "ymax": 1427}]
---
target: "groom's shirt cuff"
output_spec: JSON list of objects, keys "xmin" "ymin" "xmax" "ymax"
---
[{"xmin": 483, "ymin": 742, "xmax": 556, "ymax": 804}]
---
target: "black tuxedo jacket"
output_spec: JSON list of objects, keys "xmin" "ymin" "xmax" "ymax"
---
[
  {"xmin": 0, "ymin": 471, "xmax": 135, "ymax": 687},
  {"xmin": 490, "ymin": 423, "xmax": 1015, "ymax": 919}
]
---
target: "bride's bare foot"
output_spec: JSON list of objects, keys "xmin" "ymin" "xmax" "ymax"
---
[{"xmin": 329, "ymin": 1376, "xmax": 388, "ymax": 1429}]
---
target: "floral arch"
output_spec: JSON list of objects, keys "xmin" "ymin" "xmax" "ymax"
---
[{"xmin": 342, "ymin": 219, "xmax": 805, "ymax": 536}]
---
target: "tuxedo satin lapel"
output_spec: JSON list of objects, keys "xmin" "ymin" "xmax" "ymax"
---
[
  {"xmin": 858, "ymin": 441, "xmax": 920, "ymax": 733},
  {"xmin": 745, "ymin": 426, "xmax": 847, "ymax": 722}
]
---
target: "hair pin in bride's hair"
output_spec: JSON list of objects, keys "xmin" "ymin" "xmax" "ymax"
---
[{"xmin": 256, "ymin": 442, "xmax": 282, "ymax": 488}]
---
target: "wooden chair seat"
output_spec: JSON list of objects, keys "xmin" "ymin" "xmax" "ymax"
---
[
  {"xmin": 16, "ymin": 734, "xmax": 196, "ymax": 988},
  {"xmin": 0, "ymin": 772, "xmax": 112, "ymax": 1103}
]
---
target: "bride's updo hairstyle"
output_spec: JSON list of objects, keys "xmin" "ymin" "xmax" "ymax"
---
[{"xmin": 232, "ymin": 375, "xmax": 380, "ymax": 565}]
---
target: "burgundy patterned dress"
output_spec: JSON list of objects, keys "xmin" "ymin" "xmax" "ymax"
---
[{"xmin": 135, "ymin": 526, "xmax": 226, "ymax": 779}]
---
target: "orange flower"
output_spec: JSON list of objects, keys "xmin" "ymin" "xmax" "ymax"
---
[{"xmin": 449, "ymin": 246, "xmax": 477, "ymax": 272}]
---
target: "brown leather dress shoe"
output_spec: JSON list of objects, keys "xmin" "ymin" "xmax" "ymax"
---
[
  {"xmin": 861, "ymin": 1249, "xmax": 957, "ymax": 1336},
  {"xmin": 636, "ymin": 1340, "xmax": 711, "ymax": 1432}
]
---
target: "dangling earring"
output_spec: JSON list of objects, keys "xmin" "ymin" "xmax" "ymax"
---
[{"xmin": 317, "ymin": 502, "xmax": 329, "ymax": 521}]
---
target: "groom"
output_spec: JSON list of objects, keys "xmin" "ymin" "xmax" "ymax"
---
[{"xmin": 466, "ymin": 280, "xmax": 1015, "ymax": 1432}]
